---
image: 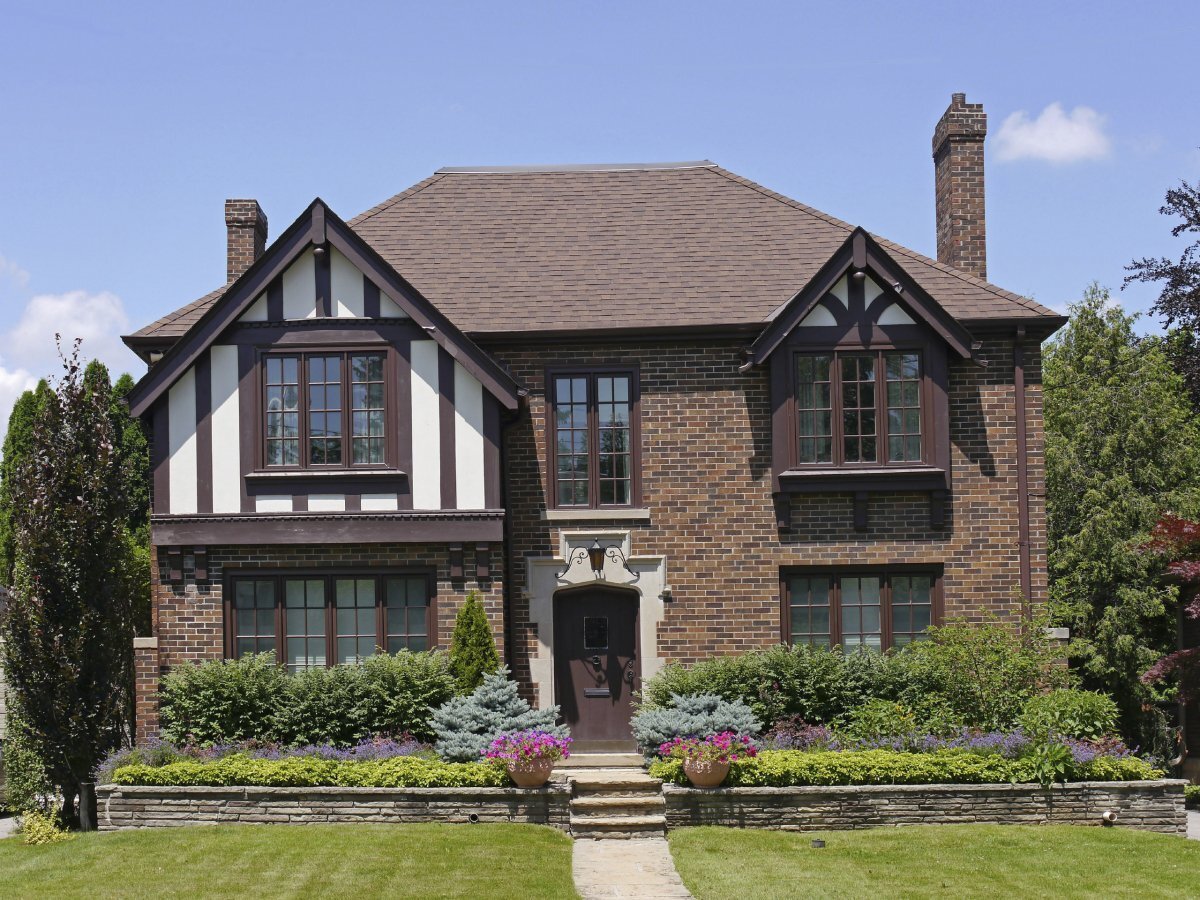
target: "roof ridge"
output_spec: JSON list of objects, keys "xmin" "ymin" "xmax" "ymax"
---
[
  {"xmin": 435, "ymin": 161, "xmax": 716, "ymax": 174},
  {"xmin": 348, "ymin": 173, "xmax": 447, "ymax": 228},
  {"xmin": 707, "ymin": 165, "xmax": 1054, "ymax": 318}
]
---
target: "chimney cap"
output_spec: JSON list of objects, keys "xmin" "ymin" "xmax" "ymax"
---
[{"xmin": 224, "ymin": 198, "xmax": 268, "ymax": 231}]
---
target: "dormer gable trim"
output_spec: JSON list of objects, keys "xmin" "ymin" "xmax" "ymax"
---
[
  {"xmin": 747, "ymin": 228, "xmax": 977, "ymax": 366},
  {"xmin": 125, "ymin": 199, "xmax": 521, "ymax": 418}
]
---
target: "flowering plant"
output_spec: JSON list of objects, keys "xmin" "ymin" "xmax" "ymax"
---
[
  {"xmin": 659, "ymin": 732, "xmax": 758, "ymax": 763},
  {"xmin": 484, "ymin": 730, "xmax": 573, "ymax": 763}
]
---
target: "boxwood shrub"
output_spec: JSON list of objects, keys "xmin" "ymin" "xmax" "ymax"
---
[
  {"xmin": 647, "ymin": 749, "xmax": 1162, "ymax": 787},
  {"xmin": 159, "ymin": 651, "xmax": 456, "ymax": 746},
  {"xmin": 112, "ymin": 756, "xmax": 509, "ymax": 788}
]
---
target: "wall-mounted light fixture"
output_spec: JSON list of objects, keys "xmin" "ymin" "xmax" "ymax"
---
[{"xmin": 556, "ymin": 539, "xmax": 640, "ymax": 582}]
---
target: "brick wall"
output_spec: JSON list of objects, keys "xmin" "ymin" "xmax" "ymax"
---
[
  {"xmin": 493, "ymin": 334, "xmax": 1047, "ymax": 698},
  {"xmin": 933, "ymin": 93, "xmax": 988, "ymax": 280},
  {"xmin": 138, "ymin": 542, "xmax": 504, "ymax": 738}
]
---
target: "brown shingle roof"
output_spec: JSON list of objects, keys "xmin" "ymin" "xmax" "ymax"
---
[{"xmin": 129, "ymin": 162, "xmax": 1058, "ymax": 341}]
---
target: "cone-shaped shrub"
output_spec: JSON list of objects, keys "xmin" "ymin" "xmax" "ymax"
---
[{"xmin": 448, "ymin": 591, "xmax": 500, "ymax": 693}]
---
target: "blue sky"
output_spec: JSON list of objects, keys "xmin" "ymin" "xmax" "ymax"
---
[{"xmin": 0, "ymin": 0, "xmax": 1196, "ymax": 429}]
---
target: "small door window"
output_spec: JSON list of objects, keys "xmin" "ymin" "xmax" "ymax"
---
[{"xmin": 584, "ymin": 617, "xmax": 609, "ymax": 650}]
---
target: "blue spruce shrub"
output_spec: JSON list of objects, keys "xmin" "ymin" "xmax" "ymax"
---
[
  {"xmin": 431, "ymin": 669, "xmax": 566, "ymax": 762},
  {"xmin": 631, "ymin": 693, "xmax": 762, "ymax": 753}
]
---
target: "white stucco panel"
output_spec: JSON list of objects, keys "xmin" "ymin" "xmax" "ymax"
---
[
  {"xmin": 167, "ymin": 368, "xmax": 198, "ymax": 514},
  {"xmin": 410, "ymin": 340, "xmax": 441, "ymax": 509},
  {"xmin": 330, "ymin": 247, "xmax": 364, "ymax": 318},
  {"xmin": 209, "ymin": 345, "xmax": 241, "ymax": 513},
  {"xmin": 282, "ymin": 252, "xmax": 317, "ymax": 319},
  {"xmin": 454, "ymin": 362, "xmax": 485, "ymax": 509}
]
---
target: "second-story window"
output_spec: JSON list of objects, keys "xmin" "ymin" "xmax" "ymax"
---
[
  {"xmin": 549, "ymin": 370, "xmax": 638, "ymax": 508},
  {"xmin": 794, "ymin": 350, "xmax": 923, "ymax": 467},
  {"xmin": 264, "ymin": 351, "xmax": 387, "ymax": 468}
]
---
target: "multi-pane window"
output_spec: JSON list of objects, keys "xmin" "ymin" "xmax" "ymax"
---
[
  {"xmin": 794, "ymin": 350, "xmax": 923, "ymax": 467},
  {"xmin": 263, "ymin": 352, "xmax": 387, "ymax": 469},
  {"xmin": 233, "ymin": 580, "xmax": 277, "ymax": 658},
  {"xmin": 550, "ymin": 371, "xmax": 637, "ymax": 508},
  {"xmin": 386, "ymin": 576, "xmax": 430, "ymax": 653},
  {"xmin": 351, "ymin": 355, "xmax": 386, "ymax": 465},
  {"xmin": 783, "ymin": 570, "xmax": 938, "ymax": 651},
  {"xmin": 229, "ymin": 572, "xmax": 432, "ymax": 666}
]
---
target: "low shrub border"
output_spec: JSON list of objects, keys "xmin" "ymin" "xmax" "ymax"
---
[
  {"xmin": 111, "ymin": 756, "xmax": 508, "ymax": 789},
  {"xmin": 95, "ymin": 784, "xmax": 571, "ymax": 832},
  {"xmin": 661, "ymin": 780, "xmax": 1188, "ymax": 835},
  {"xmin": 648, "ymin": 749, "xmax": 1162, "ymax": 788}
]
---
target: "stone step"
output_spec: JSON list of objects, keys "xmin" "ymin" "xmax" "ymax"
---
[
  {"xmin": 571, "ymin": 797, "xmax": 667, "ymax": 818},
  {"xmin": 569, "ymin": 814, "xmax": 667, "ymax": 839},
  {"xmin": 557, "ymin": 753, "xmax": 646, "ymax": 769},
  {"xmin": 569, "ymin": 770, "xmax": 662, "ymax": 795}
]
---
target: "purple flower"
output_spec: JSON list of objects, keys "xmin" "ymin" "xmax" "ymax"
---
[{"xmin": 485, "ymin": 730, "xmax": 573, "ymax": 763}]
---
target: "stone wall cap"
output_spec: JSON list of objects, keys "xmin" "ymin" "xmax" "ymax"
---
[
  {"xmin": 97, "ymin": 784, "xmax": 571, "ymax": 797},
  {"xmin": 661, "ymin": 779, "xmax": 1186, "ymax": 795}
]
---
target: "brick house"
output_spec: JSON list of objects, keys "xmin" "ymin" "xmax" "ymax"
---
[{"xmin": 123, "ymin": 94, "xmax": 1064, "ymax": 750}]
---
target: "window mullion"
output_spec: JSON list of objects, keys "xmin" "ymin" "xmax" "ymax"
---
[
  {"xmin": 588, "ymin": 375, "xmax": 600, "ymax": 507},
  {"xmin": 274, "ymin": 576, "xmax": 285, "ymax": 666},
  {"xmin": 876, "ymin": 350, "xmax": 887, "ymax": 467},
  {"xmin": 831, "ymin": 576, "xmax": 841, "ymax": 647},
  {"xmin": 882, "ymin": 573, "xmax": 893, "ymax": 650},
  {"xmin": 832, "ymin": 352, "xmax": 844, "ymax": 466}
]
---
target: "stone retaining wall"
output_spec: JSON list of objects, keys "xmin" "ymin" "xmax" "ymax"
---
[
  {"xmin": 96, "ymin": 784, "xmax": 571, "ymax": 832},
  {"xmin": 663, "ymin": 780, "xmax": 1188, "ymax": 834}
]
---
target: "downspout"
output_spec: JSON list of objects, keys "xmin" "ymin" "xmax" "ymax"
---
[
  {"xmin": 498, "ymin": 396, "xmax": 526, "ymax": 669},
  {"xmin": 1014, "ymin": 327, "xmax": 1032, "ymax": 606}
]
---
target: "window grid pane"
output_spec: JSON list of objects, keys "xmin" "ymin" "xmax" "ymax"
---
[
  {"xmin": 335, "ymin": 578, "xmax": 377, "ymax": 663},
  {"xmin": 886, "ymin": 352, "xmax": 922, "ymax": 462},
  {"xmin": 351, "ymin": 354, "xmax": 386, "ymax": 465},
  {"xmin": 233, "ymin": 579, "xmax": 277, "ymax": 658},
  {"xmin": 597, "ymin": 376, "xmax": 632, "ymax": 506},
  {"xmin": 838, "ymin": 576, "xmax": 882, "ymax": 650},
  {"xmin": 795, "ymin": 356, "xmax": 833, "ymax": 464},
  {"xmin": 890, "ymin": 574, "xmax": 933, "ymax": 647},
  {"xmin": 385, "ymin": 577, "xmax": 430, "ymax": 653},
  {"xmin": 787, "ymin": 576, "xmax": 831, "ymax": 647},
  {"xmin": 265, "ymin": 356, "xmax": 300, "ymax": 466},
  {"xmin": 284, "ymin": 578, "xmax": 326, "ymax": 672},
  {"xmin": 840, "ymin": 355, "xmax": 877, "ymax": 463},
  {"xmin": 307, "ymin": 356, "xmax": 343, "ymax": 466},
  {"xmin": 554, "ymin": 376, "xmax": 590, "ymax": 506}
]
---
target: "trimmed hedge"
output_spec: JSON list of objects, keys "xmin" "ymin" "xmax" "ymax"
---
[
  {"xmin": 111, "ymin": 756, "xmax": 509, "ymax": 788},
  {"xmin": 1186, "ymin": 784, "xmax": 1199, "ymax": 809},
  {"xmin": 647, "ymin": 749, "xmax": 1163, "ymax": 787}
]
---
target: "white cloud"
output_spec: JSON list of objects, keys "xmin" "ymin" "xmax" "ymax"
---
[
  {"xmin": 0, "ymin": 254, "xmax": 30, "ymax": 290},
  {"xmin": 994, "ymin": 103, "xmax": 1112, "ymax": 164}
]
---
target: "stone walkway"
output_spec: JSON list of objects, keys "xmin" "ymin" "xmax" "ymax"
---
[
  {"xmin": 573, "ymin": 837, "xmax": 692, "ymax": 899},
  {"xmin": 0, "ymin": 816, "xmax": 17, "ymax": 840},
  {"xmin": 1189, "ymin": 809, "xmax": 1199, "ymax": 840}
]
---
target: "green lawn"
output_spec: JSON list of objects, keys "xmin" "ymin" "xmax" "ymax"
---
[
  {"xmin": 0, "ymin": 823, "xmax": 578, "ymax": 899},
  {"xmin": 669, "ymin": 825, "xmax": 1200, "ymax": 899}
]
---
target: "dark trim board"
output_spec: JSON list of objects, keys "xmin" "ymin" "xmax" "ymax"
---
[{"xmin": 151, "ymin": 511, "xmax": 506, "ymax": 544}]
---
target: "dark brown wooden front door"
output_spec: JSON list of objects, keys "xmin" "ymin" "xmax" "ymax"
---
[{"xmin": 554, "ymin": 588, "xmax": 640, "ymax": 751}]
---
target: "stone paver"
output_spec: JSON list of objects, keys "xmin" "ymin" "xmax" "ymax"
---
[
  {"xmin": 573, "ymin": 837, "xmax": 692, "ymax": 899},
  {"xmin": 1189, "ymin": 809, "xmax": 1198, "ymax": 841}
]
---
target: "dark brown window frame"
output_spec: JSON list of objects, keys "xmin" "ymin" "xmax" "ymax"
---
[
  {"xmin": 779, "ymin": 566, "xmax": 944, "ymax": 651},
  {"xmin": 791, "ymin": 347, "xmax": 930, "ymax": 469},
  {"xmin": 545, "ymin": 366, "xmax": 642, "ymax": 509},
  {"xmin": 256, "ymin": 346, "xmax": 397, "ymax": 472},
  {"xmin": 224, "ymin": 568, "xmax": 437, "ymax": 668}
]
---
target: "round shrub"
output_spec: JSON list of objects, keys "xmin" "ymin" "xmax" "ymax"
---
[
  {"xmin": 844, "ymin": 700, "xmax": 919, "ymax": 741},
  {"xmin": 631, "ymin": 694, "xmax": 761, "ymax": 753},
  {"xmin": 1017, "ymin": 689, "xmax": 1120, "ymax": 741}
]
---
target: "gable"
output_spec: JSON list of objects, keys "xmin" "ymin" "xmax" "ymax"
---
[
  {"xmin": 748, "ymin": 228, "xmax": 978, "ymax": 366},
  {"xmin": 125, "ymin": 199, "xmax": 521, "ymax": 419}
]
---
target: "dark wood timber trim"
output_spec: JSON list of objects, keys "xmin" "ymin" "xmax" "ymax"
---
[
  {"xmin": 195, "ymin": 350, "xmax": 213, "ymax": 514},
  {"xmin": 152, "ymin": 400, "xmax": 170, "ymax": 514},
  {"xmin": 153, "ymin": 511, "xmax": 504, "ymax": 545},
  {"xmin": 124, "ymin": 199, "xmax": 521, "ymax": 417},
  {"xmin": 777, "ymin": 468, "xmax": 949, "ymax": 493},
  {"xmin": 780, "ymin": 565, "xmax": 945, "ymax": 649},
  {"xmin": 266, "ymin": 278, "xmax": 283, "ymax": 321},
  {"xmin": 749, "ymin": 228, "xmax": 976, "ymax": 365},
  {"xmin": 438, "ymin": 347, "xmax": 457, "ymax": 509},
  {"xmin": 364, "ymin": 275, "xmax": 381, "ymax": 319},
  {"xmin": 483, "ymin": 395, "xmax": 502, "ymax": 509},
  {"xmin": 222, "ymin": 321, "xmax": 427, "ymax": 345},
  {"xmin": 315, "ymin": 245, "xmax": 332, "ymax": 317},
  {"xmin": 238, "ymin": 345, "xmax": 257, "ymax": 513},
  {"xmin": 1014, "ymin": 326, "xmax": 1032, "ymax": 602},
  {"xmin": 292, "ymin": 493, "xmax": 308, "ymax": 512},
  {"xmin": 343, "ymin": 492, "xmax": 361, "ymax": 511},
  {"xmin": 245, "ymin": 471, "xmax": 408, "ymax": 495}
]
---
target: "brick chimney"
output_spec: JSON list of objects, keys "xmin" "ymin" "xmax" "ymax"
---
[
  {"xmin": 932, "ymin": 93, "xmax": 987, "ymax": 280},
  {"xmin": 224, "ymin": 199, "xmax": 268, "ymax": 283}
]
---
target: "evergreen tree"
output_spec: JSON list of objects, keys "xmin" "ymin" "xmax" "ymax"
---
[
  {"xmin": 431, "ymin": 670, "xmax": 564, "ymax": 762},
  {"xmin": 1, "ymin": 342, "xmax": 136, "ymax": 825},
  {"xmin": 448, "ymin": 591, "xmax": 500, "ymax": 693},
  {"xmin": 1045, "ymin": 284, "xmax": 1200, "ymax": 751},
  {"xmin": 0, "ymin": 381, "xmax": 53, "ymax": 586}
]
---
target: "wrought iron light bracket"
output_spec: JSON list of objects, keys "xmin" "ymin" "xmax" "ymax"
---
[{"xmin": 555, "ymin": 538, "xmax": 640, "ymax": 583}]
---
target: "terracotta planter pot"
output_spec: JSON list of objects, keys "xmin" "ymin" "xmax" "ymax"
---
[
  {"xmin": 683, "ymin": 758, "xmax": 730, "ymax": 788},
  {"xmin": 507, "ymin": 757, "xmax": 556, "ymax": 788}
]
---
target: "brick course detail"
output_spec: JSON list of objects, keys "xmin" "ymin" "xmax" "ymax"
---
[
  {"xmin": 96, "ymin": 785, "xmax": 570, "ymax": 832},
  {"xmin": 662, "ymin": 780, "xmax": 1188, "ymax": 835}
]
